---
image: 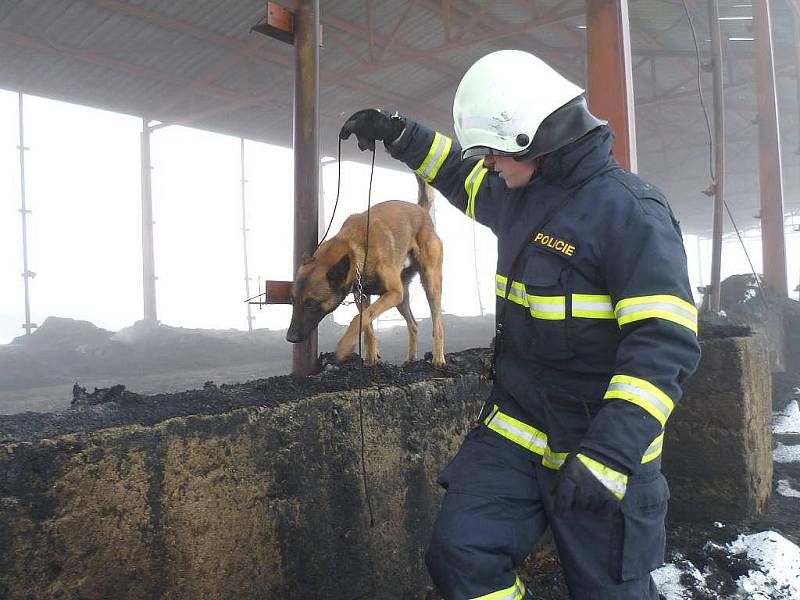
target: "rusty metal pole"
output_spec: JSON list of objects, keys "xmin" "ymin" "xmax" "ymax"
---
[
  {"xmin": 707, "ymin": 0, "xmax": 726, "ymax": 313},
  {"xmin": 586, "ymin": 0, "xmax": 637, "ymax": 172},
  {"xmin": 753, "ymin": 0, "xmax": 788, "ymax": 297},
  {"xmin": 140, "ymin": 119, "xmax": 158, "ymax": 323},
  {"xmin": 292, "ymin": 0, "xmax": 320, "ymax": 375}
]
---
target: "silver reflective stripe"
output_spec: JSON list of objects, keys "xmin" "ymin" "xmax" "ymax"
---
[
  {"xmin": 495, "ymin": 275, "xmax": 527, "ymax": 306},
  {"xmin": 575, "ymin": 300, "xmax": 613, "ymax": 311},
  {"xmin": 415, "ymin": 132, "xmax": 452, "ymax": 183},
  {"xmin": 528, "ymin": 296, "xmax": 566, "ymax": 320},
  {"xmin": 489, "ymin": 415, "xmax": 547, "ymax": 454},
  {"xmin": 529, "ymin": 301, "xmax": 564, "ymax": 314},
  {"xmin": 617, "ymin": 301, "xmax": 696, "ymax": 323},
  {"xmin": 589, "ymin": 466, "xmax": 627, "ymax": 498},
  {"xmin": 572, "ymin": 294, "xmax": 615, "ymax": 319},
  {"xmin": 607, "ymin": 380, "xmax": 672, "ymax": 423},
  {"xmin": 577, "ymin": 454, "xmax": 628, "ymax": 500},
  {"xmin": 642, "ymin": 433, "xmax": 664, "ymax": 463}
]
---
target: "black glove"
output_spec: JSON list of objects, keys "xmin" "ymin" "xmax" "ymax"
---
[
  {"xmin": 552, "ymin": 453, "xmax": 627, "ymax": 517},
  {"xmin": 339, "ymin": 109, "xmax": 406, "ymax": 151}
]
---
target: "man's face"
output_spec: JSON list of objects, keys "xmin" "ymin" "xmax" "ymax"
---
[{"xmin": 483, "ymin": 154, "xmax": 537, "ymax": 189}]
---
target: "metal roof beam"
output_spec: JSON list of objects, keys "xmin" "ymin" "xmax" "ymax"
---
[{"xmin": 88, "ymin": 0, "xmax": 450, "ymax": 123}]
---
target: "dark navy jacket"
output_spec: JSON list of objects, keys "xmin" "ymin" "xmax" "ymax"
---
[{"xmin": 388, "ymin": 122, "xmax": 701, "ymax": 478}]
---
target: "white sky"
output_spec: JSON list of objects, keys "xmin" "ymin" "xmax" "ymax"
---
[
  {"xmin": 1, "ymin": 89, "xmax": 798, "ymax": 344},
  {"xmin": 0, "ymin": 89, "xmax": 499, "ymax": 344}
]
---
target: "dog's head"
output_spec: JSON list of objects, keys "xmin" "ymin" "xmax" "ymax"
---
[{"xmin": 286, "ymin": 243, "xmax": 353, "ymax": 343}]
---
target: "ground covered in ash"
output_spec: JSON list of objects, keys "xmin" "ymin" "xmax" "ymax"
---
[
  {"xmin": 0, "ymin": 348, "xmax": 489, "ymax": 444},
  {"xmin": 0, "ymin": 313, "xmax": 494, "ymax": 413}
]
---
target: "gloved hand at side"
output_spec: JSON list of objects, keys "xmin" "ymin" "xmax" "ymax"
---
[
  {"xmin": 339, "ymin": 109, "xmax": 406, "ymax": 151},
  {"xmin": 552, "ymin": 452, "xmax": 629, "ymax": 517}
]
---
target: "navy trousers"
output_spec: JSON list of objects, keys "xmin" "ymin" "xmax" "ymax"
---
[{"xmin": 425, "ymin": 426, "xmax": 669, "ymax": 600}]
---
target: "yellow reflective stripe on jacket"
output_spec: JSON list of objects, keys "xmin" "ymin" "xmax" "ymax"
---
[
  {"xmin": 465, "ymin": 159, "xmax": 488, "ymax": 220},
  {"xmin": 615, "ymin": 294, "xmax": 698, "ymax": 334},
  {"xmin": 528, "ymin": 295, "xmax": 566, "ymax": 320},
  {"xmin": 576, "ymin": 453, "xmax": 629, "ymax": 500},
  {"xmin": 604, "ymin": 374, "xmax": 674, "ymax": 426},
  {"xmin": 642, "ymin": 432, "xmax": 664, "ymax": 464},
  {"xmin": 572, "ymin": 294, "xmax": 615, "ymax": 319},
  {"xmin": 484, "ymin": 406, "xmax": 569, "ymax": 470},
  {"xmin": 415, "ymin": 132, "xmax": 452, "ymax": 183},
  {"xmin": 495, "ymin": 274, "xmax": 528, "ymax": 307},
  {"xmin": 470, "ymin": 576, "xmax": 526, "ymax": 600},
  {"xmin": 486, "ymin": 405, "xmax": 661, "ymax": 468}
]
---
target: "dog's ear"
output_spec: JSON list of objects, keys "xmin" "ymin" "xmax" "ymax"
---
[
  {"xmin": 326, "ymin": 254, "xmax": 351, "ymax": 290},
  {"xmin": 301, "ymin": 251, "xmax": 314, "ymax": 266}
]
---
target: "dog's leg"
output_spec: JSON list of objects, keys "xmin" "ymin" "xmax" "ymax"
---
[
  {"xmin": 336, "ymin": 273, "xmax": 404, "ymax": 363},
  {"xmin": 355, "ymin": 295, "xmax": 380, "ymax": 366},
  {"xmin": 396, "ymin": 281, "xmax": 418, "ymax": 364},
  {"xmin": 418, "ymin": 237, "xmax": 446, "ymax": 367}
]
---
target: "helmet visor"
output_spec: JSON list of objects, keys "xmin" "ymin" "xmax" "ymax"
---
[{"xmin": 460, "ymin": 144, "xmax": 531, "ymax": 161}]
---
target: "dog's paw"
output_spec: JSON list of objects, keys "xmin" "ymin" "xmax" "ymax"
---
[{"xmin": 432, "ymin": 355, "xmax": 446, "ymax": 368}]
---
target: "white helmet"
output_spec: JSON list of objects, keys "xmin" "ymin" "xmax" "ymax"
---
[{"xmin": 453, "ymin": 50, "xmax": 605, "ymax": 160}]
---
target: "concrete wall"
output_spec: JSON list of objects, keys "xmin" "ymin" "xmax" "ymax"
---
[
  {"xmin": 664, "ymin": 332, "xmax": 773, "ymax": 522},
  {"xmin": 0, "ymin": 329, "xmax": 775, "ymax": 597},
  {"xmin": 0, "ymin": 375, "xmax": 488, "ymax": 600}
]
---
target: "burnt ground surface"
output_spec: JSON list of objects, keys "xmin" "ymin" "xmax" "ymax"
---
[
  {"xmin": 0, "ymin": 348, "xmax": 490, "ymax": 444},
  {"xmin": 0, "ymin": 313, "xmax": 494, "ymax": 414},
  {"xmin": 2, "ymin": 275, "xmax": 799, "ymax": 599}
]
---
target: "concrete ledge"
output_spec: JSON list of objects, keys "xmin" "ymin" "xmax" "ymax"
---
[
  {"xmin": 0, "ymin": 373, "xmax": 488, "ymax": 599},
  {"xmin": 664, "ymin": 331, "xmax": 773, "ymax": 522},
  {"xmin": 0, "ymin": 331, "xmax": 776, "ymax": 596}
]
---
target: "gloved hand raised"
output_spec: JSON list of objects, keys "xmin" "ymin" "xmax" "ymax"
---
[
  {"xmin": 552, "ymin": 453, "xmax": 628, "ymax": 517},
  {"xmin": 339, "ymin": 109, "xmax": 406, "ymax": 151}
]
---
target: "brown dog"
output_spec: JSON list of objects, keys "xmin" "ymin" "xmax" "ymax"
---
[{"xmin": 286, "ymin": 176, "xmax": 445, "ymax": 367}]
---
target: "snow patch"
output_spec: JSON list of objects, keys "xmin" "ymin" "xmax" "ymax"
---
[
  {"xmin": 774, "ymin": 400, "xmax": 800, "ymax": 434},
  {"xmin": 774, "ymin": 442, "xmax": 800, "ymax": 463},
  {"xmin": 652, "ymin": 562, "xmax": 708, "ymax": 599},
  {"xmin": 727, "ymin": 531, "xmax": 800, "ymax": 599},
  {"xmin": 777, "ymin": 480, "xmax": 800, "ymax": 499},
  {"xmin": 654, "ymin": 531, "xmax": 800, "ymax": 599}
]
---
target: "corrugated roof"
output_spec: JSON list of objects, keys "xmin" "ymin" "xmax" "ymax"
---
[{"xmin": 0, "ymin": 0, "xmax": 798, "ymax": 233}]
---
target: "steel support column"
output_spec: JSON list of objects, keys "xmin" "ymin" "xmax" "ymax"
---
[
  {"xmin": 140, "ymin": 119, "xmax": 158, "ymax": 323},
  {"xmin": 17, "ymin": 93, "xmax": 36, "ymax": 336},
  {"xmin": 292, "ymin": 0, "xmax": 320, "ymax": 375},
  {"xmin": 753, "ymin": 0, "xmax": 788, "ymax": 296},
  {"xmin": 586, "ymin": 0, "xmax": 637, "ymax": 171},
  {"xmin": 707, "ymin": 0, "xmax": 726, "ymax": 313},
  {"xmin": 241, "ymin": 138, "xmax": 254, "ymax": 332}
]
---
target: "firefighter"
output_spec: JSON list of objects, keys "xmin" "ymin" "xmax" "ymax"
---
[{"xmin": 340, "ymin": 49, "xmax": 701, "ymax": 600}]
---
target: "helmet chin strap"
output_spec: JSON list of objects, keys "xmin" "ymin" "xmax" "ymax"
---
[{"xmin": 515, "ymin": 95, "xmax": 606, "ymax": 162}]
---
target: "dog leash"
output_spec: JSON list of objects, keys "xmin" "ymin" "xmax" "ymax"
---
[
  {"xmin": 318, "ymin": 135, "xmax": 377, "ymax": 528},
  {"xmin": 356, "ymin": 147, "xmax": 377, "ymax": 528}
]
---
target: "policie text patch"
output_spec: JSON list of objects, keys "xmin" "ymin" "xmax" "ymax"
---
[{"xmin": 532, "ymin": 232, "xmax": 576, "ymax": 257}]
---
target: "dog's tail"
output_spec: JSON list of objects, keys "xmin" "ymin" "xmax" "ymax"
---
[{"xmin": 415, "ymin": 174, "xmax": 435, "ymax": 212}]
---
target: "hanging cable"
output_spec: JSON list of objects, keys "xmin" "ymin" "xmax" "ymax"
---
[
  {"xmin": 356, "ymin": 148, "xmax": 377, "ymax": 528},
  {"xmin": 681, "ymin": 0, "xmax": 768, "ymax": 306},
  {"xmin": 317, "ymin": 137, "xmax": 343, "ymax": 249},
  {"xmin": 471, "ymin": 219, "xmax": 484, "ymax": 317}
]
